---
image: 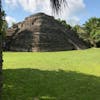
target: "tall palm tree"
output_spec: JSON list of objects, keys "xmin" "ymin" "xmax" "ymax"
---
[
  {"xmin": 0, "ymin": 0, "xmax": 3, "ymax": 98},
  {"xmin": 0, "ymin": 0, "xmax": 67, "ymax": 98}
]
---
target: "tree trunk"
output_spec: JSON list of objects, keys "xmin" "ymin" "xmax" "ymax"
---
[
  {"xmin": 0, "ymin": 35, "xmax": 3, "ymax": 99},
  {"xmin": 0, "ymin": 0, "xmax": 3, "ymax": 99},
  {"xmin": 90, "ymin": 39, "xmax": 97, "ymax": 47}
]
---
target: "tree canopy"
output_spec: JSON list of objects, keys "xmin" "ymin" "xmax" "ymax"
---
[{"xmin": 73, "ymin": 17, "xmax": 100, "ymax": 47}]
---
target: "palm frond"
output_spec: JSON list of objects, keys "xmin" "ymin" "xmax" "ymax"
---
[{"xmin": 50, "ymin": 0, "xmax": 67, "ymax": 14}]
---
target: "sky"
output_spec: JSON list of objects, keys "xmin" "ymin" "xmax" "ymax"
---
[{"xmin": 2, "ymin": 0, "xmax": 100, "ymax": 27}]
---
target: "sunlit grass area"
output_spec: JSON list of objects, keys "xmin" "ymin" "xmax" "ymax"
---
[{"xmin": 2, "ymin": 48, "xmax": 100, "ymax": 100}]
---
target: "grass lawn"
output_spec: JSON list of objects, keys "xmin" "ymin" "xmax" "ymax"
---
[{"xmin": 2, "ymin": 48, "xmax": 100, "ymax": 100}]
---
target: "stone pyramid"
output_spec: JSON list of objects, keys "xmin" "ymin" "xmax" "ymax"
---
[{"xmin": 6, "ymin": 13, "xmax": 88, "ymax": 52}]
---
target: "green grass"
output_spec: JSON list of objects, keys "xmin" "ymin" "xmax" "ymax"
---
[{"xmin": 2, "ymin": 48, "xmax": 100, "ymax": 100}]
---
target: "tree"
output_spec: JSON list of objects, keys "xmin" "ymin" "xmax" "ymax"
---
[
  {"xmin": 83, "ymin": 17, "xmax": 100, "ymax": 47},
  {"xmin": 0, "ymin": 0, "xmax": 7, "ymax": 98},
  {"xmin": 0, "ymin": 0, "xmax": 67, "ymax": 98},
  {"xmin": 0, "ymin": 0, "xmax": 3, "ymax": 98},
  {"xmin": 73, "ymin": 18, "xmax": 100, "ymax": 47},
  {"xmin": 72, "ymin": 25, "xmax": 80, "ymax": 32},
  {"xmin": 57, "ymin": 18, "xmax": 72, "ymax": 30}
]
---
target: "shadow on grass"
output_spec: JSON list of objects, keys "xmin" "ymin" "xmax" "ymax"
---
[{"xmin": 2, "ymin": 69, "xmax": 100, "ymax": 100}]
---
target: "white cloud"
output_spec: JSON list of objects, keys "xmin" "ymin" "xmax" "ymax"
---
[
  {"xmin": 5, "ymin": 16, "xmax": 16, "ymax": 27},
  {"xmin": 4, "ymin": 0, "xmax": 86, "ymax": 25},
  {"xmin": 53, "ymin": 0, "xmax": 85, "ymax": 26},
  {"xmin": 5, "ymin": 0, "xmax": 18, "ymax": 7},
  {"xmin": 18, "ymin": 0, "xmax": 37, "ymax": 12},
  {"xmin": 5, "ymin": 0, "xmax": 47, "ymax": 12},
  {"xmin": 67, "ymin": 16, "xmax": 80, "ymax": 26}
]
